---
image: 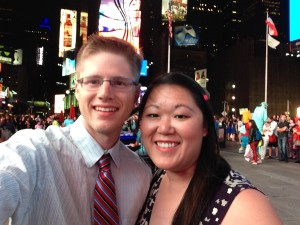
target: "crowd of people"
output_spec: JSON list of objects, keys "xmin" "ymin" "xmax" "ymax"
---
[
  {"xmin": 216, "ymin": 108, "xmax": 300, "ymax": 165},
  {"xmin": 0, "ymin": 113, "xmax": 76, "ymax": 142},
  {"xmin": 0, "ymin": 35, "xmax": 283, "ymax": 225}
]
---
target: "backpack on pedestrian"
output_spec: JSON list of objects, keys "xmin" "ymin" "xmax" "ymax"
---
[
  {"xmin": 255, "ymin": 129, "xmax": 263, "ymax": 147},
  {"xmin": 255, "ymin": 129, "xmax": 262, "ymax": 141}
]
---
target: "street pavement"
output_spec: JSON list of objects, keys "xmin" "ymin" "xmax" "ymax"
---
[{"xmin": 220, "ymin": 140, "xmax": 300, "ymax": 225}]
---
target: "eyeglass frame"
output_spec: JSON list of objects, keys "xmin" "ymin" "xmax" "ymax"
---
[{"xmin": 76, "ymin": 76, "xmax": 139, "ymax": 91}]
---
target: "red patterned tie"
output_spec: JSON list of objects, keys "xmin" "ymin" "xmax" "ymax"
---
[{"xmin": 94, "ymin": 153, "xmax": 119, "ymax": 225}]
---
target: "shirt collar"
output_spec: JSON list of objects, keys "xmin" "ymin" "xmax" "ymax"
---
[{"xmin": 70, "ymin": 115, "xmax": 121, "ymax": 168}]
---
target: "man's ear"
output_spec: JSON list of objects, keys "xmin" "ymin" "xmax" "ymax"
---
[{"xmin": 75, "ymin": 83, "xmax": 79, "ymax": 100}]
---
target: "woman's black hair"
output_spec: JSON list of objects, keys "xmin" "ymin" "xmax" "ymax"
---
[
  {"xmin": 138, "ymin": 72, "xmax": 231, "ymax": 225},
  {"xmin": 249, "ymin": 119, "xmax": 258, "ymax": 130}
]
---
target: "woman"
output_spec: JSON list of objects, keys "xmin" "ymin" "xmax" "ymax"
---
[
  {"xmin": 248, "ymin": 119, "xmax": 261, "ymax": 165},
  {"xmin": 266, "ymin": 116, "xmax": 279, "ymax": 159},
  {"xmin": 226, "ymin": 118, "xmax": 233, "ymax": 141},
  {"xmin": 288, "ymin": 118, "xmax": 296, "ymax": 158},
  {"xmin": 261, "ymin": 120, "xmax": 272, "ymax": 160},
  {"xmin": 136, "ymin": 72, "xmax": 282, "ymax": 225},
  {"xmin": 292, "ymin": 119, "xmax": 300, "ymax": 163}
]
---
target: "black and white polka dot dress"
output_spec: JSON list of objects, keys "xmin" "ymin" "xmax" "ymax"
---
[{"xmin": 136, "ymin": 169, "xmax": 259, "ymax": 225}]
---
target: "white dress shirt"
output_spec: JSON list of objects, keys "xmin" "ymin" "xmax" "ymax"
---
[{"xmin": 0, "ymin": 116, "xmax": 152, "ymax": 225}]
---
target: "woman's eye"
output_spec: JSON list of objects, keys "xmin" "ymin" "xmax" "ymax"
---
[
  {"xmin": 175, "ymin": 115, "xmax": 188, "ymax": 119},
  {"xmin": 146, "ymin": 113, "xmax": 158, "ymax": 118}
]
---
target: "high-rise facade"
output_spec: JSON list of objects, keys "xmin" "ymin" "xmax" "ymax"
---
[
  {"xmin": 0, "ymin": 0, "xmax": 299, "ymax": 116},
  {"xmin": 0, "ymin": 1, "xmax": 90, "ymax": 114}
]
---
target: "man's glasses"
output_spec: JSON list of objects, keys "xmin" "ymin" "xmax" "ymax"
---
[{"xmin": 77, "ymin": 77, "xmax": 138, "ymax": 91}]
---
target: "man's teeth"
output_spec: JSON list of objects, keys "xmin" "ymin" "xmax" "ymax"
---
[
  {"xmin": 95, "ymin": 107, "xmax": 116, "ymax": 112},
  {"xmin": 157, "ymin": 142, "xmax": 176, "ymax": 148}
]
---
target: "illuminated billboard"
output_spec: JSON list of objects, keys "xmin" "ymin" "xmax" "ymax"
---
[
  {"xmin": 59, "ymin": 9, "xmax": 77, "ymax": 57},
  {"xmin": 289, "ymin": 0, "xmax": 300, "ymax": 42},
  {"xmin": 162, "ymin": 0, "xmax": 188, "ymax": 22},
  {"xmin": 140, "ymin": 60, "xmax": 148, "ymax": 76},
  {"xmin": 98, "ymin": 0, "xmax": 141, "ymax": 50},
  {"xmin": 0, "ymin": 46, "xmax": 23, "ymax": 65},
  {"xmin": 173, "ymin": 25, "xmax": 199, "ymax": 47},
  {"xmin": 80, "ymin": 12, "xmax": 88, "ymax": 44},
  {"xmin": 195, "ymin": 69, "xmax": 207, "ymax": 88},
  {"xmin": 69, "ymin": 73, "xmax": 76, "ymax": 89},
  {"xmin": 54, "ymin": 94, "xmax": 65, "ymax": 113},
  {"xmin": 62, "ymin": 49, "xmax": 76, "ymax": 76}
]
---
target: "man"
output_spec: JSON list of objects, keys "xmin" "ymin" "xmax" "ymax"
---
[
  {"xmin": 0, "ymin": 35, "xmax": 152, "ymax": 225},
  {"xmin": 276, "ymin": 113, "xmax": 289, "ymax": 162},
  {"xmin": 266, "ymin": 116, "xmax": 279, "ymax": 159},
  {"xmin": 63, "ymin": 114, "xmax": 75, "ymax": 127}
]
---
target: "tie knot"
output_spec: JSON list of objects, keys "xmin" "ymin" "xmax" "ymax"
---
[{"xmin": 98, "ymin": 153, "xmax": 111, "ymax": 170}]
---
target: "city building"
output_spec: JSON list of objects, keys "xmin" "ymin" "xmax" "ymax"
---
[{"xmin": 0, "ymin": 0, "xmax": 299, "ymax": 117}]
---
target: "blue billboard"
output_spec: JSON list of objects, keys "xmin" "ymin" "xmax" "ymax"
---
[
  {"xmin": 173, "ymin": 25, "xmax": 200, "ymax": 47},
  {"xmin": 289, "ymin": 0, "xmax": 300, "ymax": 42}
]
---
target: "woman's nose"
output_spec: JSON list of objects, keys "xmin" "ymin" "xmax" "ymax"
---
[{"xmin": 157, "ymin": 117, "xmax": 175, "ymax": 134}]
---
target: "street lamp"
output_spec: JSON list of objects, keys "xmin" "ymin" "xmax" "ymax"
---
[{"xmin": 232, "ymin": 107, "xmax": 236, "ymax": 117}]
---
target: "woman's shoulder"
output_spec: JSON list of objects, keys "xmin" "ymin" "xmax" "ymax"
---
[
  {"xmin": 224, "ymin": 170, "xmax": 257, "ymax": 189},
  {"xmin": 220, "ymin": 170, "xmax": 282, "ymax": 224},
  {"xmin": 222, "ymin": 188, "xmax": 283, "ymax": 225},
  {"xmin": 200, "ymin": 170, "xmax": 258, "ymax": 224}
]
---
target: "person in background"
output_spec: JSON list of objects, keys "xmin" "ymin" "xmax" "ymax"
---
[
  {"xmin": 28, "ymin": 114, "xmax": 37, "ymax": 129},
  {"xmin": 63, "ymin": 114, "xmax": 75, "ymax": 127},
  {"xmin": 226, "ymin": 117, "xmax": 234, "ymax": 141},
  {"xmin": 287, "ymin": 117, "xmax": 296, "ymax": 159},
  {"xmin": 128, "ymin": 113, "xmax": 138, "ymax": 133},
  {"xmin": 292, "ymin": 118, "xmax": 300, "ymax": 163},
  {"xmin": 44, "ymin": 116, "xmax": 52, "ymax": 129},
  {"xmin": 18, "ymin": 114, "xmax": 30, "ymax": 130},
  {"xmin": 131, "ymin": 127, "xmax": 157, "ymax": 174},
  {"xmin": 248, "ymin": 119, "xmax": 261, "ymax": 165},
  {"xmin": 276, "ymin": 113, "xmax": 289, "ymax": 162},
  {"xmin": 237, "ymin": 115, "xmax": 243, "ymax": 144},
  {"xmin": 136, "ymin": 72, "xmax": 282, "ymax": 225},
  {"xmin": 213, "ymin": 115, "xmax": 219, "ymax": 135},
  {"xmin": 0, "ymin": 35, "xmax": 152, "ymax": 225},
  {"xmin": 261, "ymin": 120, "xmax": 272, "ymax": 160},
  {"xmin": 51, "ymin": 115, "xmax": 61, "ymax": 126},
  {"xmin": 34, "ymin": 117, "xmax": 45, "ymax": 129},
  {"xmin": 231, "ymin": 117, "xmax": 238, "ymax": 141},
  {"xmin": 266, "ymin": 116, "xmax": 279, "ymax": 159},
  {"xmin": 0, "ymin": 114, "xmax": 15, "ymax": 141}
]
